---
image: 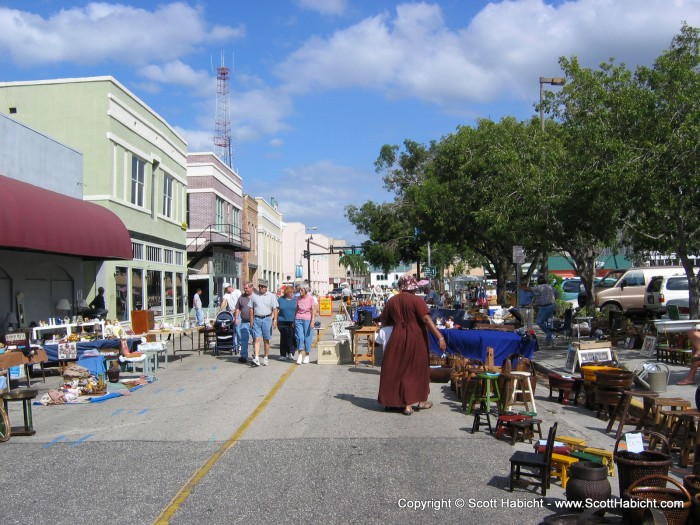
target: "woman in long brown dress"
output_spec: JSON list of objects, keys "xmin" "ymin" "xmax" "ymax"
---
[{"xmin": 378, "ymin": 275, "xmax": 447, "ymax": 415}]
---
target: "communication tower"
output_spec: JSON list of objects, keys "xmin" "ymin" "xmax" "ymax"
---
[{"xmin": 213, "ymin": 54, "xmax": 233, "ymax": 168}]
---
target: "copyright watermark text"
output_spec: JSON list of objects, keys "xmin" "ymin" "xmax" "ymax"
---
[{"xmin": 397, "ymin": 498, "xmax": 544, "ymax": 511}]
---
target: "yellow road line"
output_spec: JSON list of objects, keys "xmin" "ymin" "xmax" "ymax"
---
[{"xmin": 152, "ymin": 364, "xmax": 297, "ymax": 525}]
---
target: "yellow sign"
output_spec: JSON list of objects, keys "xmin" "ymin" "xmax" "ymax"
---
[{"xmin": 319, "ymin": 297, "xmax": 333, "ymax": 316}]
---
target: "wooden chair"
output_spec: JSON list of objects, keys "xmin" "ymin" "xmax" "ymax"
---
[{"xmin": 509, "ymin": 422, "xmax": 558, "ymax": 496}]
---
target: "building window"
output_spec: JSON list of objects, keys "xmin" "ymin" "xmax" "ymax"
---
[
  {"xmin": 132, "ymin": 242, "xmax": 144, "ymax": 260},
  {"xmin": 216, "ymin": 197, "xmax": 225, "ymax": 232},
  {"xmin": 232, "ymin": 207, "xmax": 240, "ymax": 239},
  {"xmin": 115, "ymin": 266, "xmax": 128, "ymax": 321},
  {"xmin": 131, "ymin": 268, "xmax": 143, "ymax": 311},
  {"xmin": 175, "ymin": 251, "xmax": 183, "ymax": 266},
  {"xmin": 162, "ymin": 174, "xmax": 173, "ymax": 218},
  {"xmin": 131, "ymin": 156, "xmax": 146, "ymax": 207},
  {"xmin": 147, "ymin": 269, "xmax": 162, "ymax": 316},
  {"xmin": 147, "ymin": 246, "xmax": 162, "ymax": 262}
]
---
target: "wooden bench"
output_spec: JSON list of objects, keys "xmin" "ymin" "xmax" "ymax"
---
[{"xmin": 550, "ymin": 453, "xmax": 579, "ymax": 488}]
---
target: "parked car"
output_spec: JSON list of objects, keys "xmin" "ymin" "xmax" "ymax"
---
[
  {"xmin": 594, "ymin": 266, "xmax": 685, "ymax": 316},
  {"xmin": 663, "ymin": 298, "xmax": 690, "ymax": 319},
  {"xmin": 577, "ymin": 269, "xmax": 626, "ymax": 308},
  {"xmin": 644, "ymin": 275, "xmax": 689, "ymax": 318},
  {"xmin": 328, "ymin": 288, "xmax": 344, "ymax": 300},
  {"xmin": 560, "ymin": 278, "xmax": 581, "ymax": 306}
]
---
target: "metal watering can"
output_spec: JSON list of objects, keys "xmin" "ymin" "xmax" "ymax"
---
[
  {"xmin": 182, "ymin": 319, "xmax": 191, "ymax": 329},
  {"xmin": 632, "ymin": 361, "xmax": 669, "ymax": 392}
]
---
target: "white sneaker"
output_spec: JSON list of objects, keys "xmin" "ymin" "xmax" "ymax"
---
[
  {"xmin": 297, "ymin": 353, "xmax": 303, "ymax": 365},
  {"xmin": 286, "ymin": 355, "xmax": 295, "ymax": 361},
  {"xmin": 303, "ymin": 356, "xmax": 310, "ymax": 364},
  {"xmin": 252, "ymin": 357, "xmax": 260, "ymax": 367},
  {"xmin": 263, "ymin": 356, "xmax": 269, "ymax": 366}
]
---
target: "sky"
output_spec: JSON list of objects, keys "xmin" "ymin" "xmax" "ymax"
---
[{"xmin": 1, "ymin": 1, "xmax": 699, "ymax": 244}]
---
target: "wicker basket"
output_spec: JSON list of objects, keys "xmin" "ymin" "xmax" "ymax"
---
[
  {"xmin": 624, "ymin": 474, "xmax": 691, "ymax": 525},
  {"xmin": 614, "ymin": 431, "xmax": 672, "ymax": 497}
]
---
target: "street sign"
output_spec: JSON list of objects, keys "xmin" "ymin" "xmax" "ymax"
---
[
  {"xmin": 513, "ymin": 245, "xmax": 526, "ymax": 264},
  {"xmin": 425, "ymin": 266, "xmax": 436, "ymax": 277}
]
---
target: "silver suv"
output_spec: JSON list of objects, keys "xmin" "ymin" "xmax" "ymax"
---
[{"xmin": 644, "ymin": 275, "xmax": 689, "ymax": 318}]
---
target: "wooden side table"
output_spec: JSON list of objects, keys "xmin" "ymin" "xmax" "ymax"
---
[{"xmin": 351, "ymin": 325, "xmax": 378, "ymax": 367}]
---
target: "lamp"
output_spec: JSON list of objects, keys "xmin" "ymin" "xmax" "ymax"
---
[
  {"xmin": 56, "ymin": 298, "xmax": 71, "ymax": 316},
  {"xmin": 539, "ymin": 76, "xmax": 566, "ymax": 131}
]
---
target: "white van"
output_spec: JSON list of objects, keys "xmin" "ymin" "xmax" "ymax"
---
[
  {"xmin": 594, "ymin": 266, "xmax": 686, "ymax": 316},
  {"xmin": 644, "ymin": 275, "xmax": 689, "ymax": 318}
]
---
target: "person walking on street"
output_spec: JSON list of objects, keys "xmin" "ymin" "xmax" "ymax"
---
[
  {"xmin": 250, "ymin": 280, "xmax": 278, "ymax": 366},
  {"xmin": 378, "ymin": 275, "xmax": 446, "ymax": 415},
  {"xmin": 277, "ymin": 286, "xmax": 298, "ymax": 361},
  {"xmin": 234, "ymin": 283, "xmax": 255, "ymax": 364},
  {"xmin": 517, "ymin": 283, "xmax": 534, "ymax": 331},
  {"xmin": 193, "ymin": 288, "xmax": 204, "ymax": 326},
  {"xmin": 677, "ymin": 331, "xmax": 700, "ymax": 384},
  {"xmin": 528, "ymin": 276, "xmax": 557, "ymax": 346},
  {"xmin": 294, "ymin": 284, "xmax": 316, "ymax": 364}
]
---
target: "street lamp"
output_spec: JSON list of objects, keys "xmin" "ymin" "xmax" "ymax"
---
[{"xmin": 539, "ymin": 76, "xmax": 565, "ymax": 131}]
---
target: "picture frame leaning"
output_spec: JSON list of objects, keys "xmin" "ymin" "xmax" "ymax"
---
[{"xmin": 640, "ymin": 335, "xmax": 657, "ymax": 358}]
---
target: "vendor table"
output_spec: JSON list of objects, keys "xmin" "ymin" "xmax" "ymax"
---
[
  {"xmin": 0, "ymin": 348, "xmax": 48, "ymax": 388},
  {"xmin": 429, "ymin": 329, "xmax": 537, "ymax": 366},
  {"xmin": 148, "ymin": 328, "xmax": 199, "ymax": 359},
  {"xmin": 348, "ymin": 325, "xmax": 378, "ymax": 367},
  {"xmin": 42, "ymin": 338, "xmax": 140, "ymax": 361}
]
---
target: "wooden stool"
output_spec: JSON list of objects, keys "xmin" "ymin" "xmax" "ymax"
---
[
  {"xmin": 637, "ymin": 397, "xmax": 691, "ymax": 433},
  {"xmin": 660, "ymin": 408, "xmax": 699, "ymax": 467},
  {"xmin": 582, "ymin": 447, "xmax": 615, "ymax": 476},
  {"xmin": 548, "ymin": 374, "xmax": 582, "ymax": 406},
  {"xmin": 606, "ymin": 390, "xmax": 659, "ymax": 439},
  {"xmin": 510, "ymin": 418, "xmax": 543, "ymax": 445},
  {"xmin": 506, "ymin": 371, "xmax": 536, "ymax": 414},
  {"xmin": 465, "ymin": 373, "xmax": 501, "ymax": 415},
  {"xmin": 470, "ymin": 403, "xmax": 494, "ymax": 434},
  {"xmin": 550, "ymin": 453, "xmax": 579, "ymax": 488},
  {"xmin": 1, "ymin": 388, "xmax": 38, "ymax": 436},
  {"xmin": 495, "ymin": 414, "xmax": 527, "ymax": 440},
  {"xmin": 558, "ymin": 435, "xmax": 588, "ymax": 451}
]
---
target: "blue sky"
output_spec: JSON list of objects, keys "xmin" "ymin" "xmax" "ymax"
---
[{"xmin": 1, "ymin": 1, "xmax": 699, "ymax": 243}]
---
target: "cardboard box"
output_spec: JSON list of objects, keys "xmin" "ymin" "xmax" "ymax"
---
[
  {"xmin": 317, "ymin": 339, "xmax": 352, "ymax": 365},
  {"xmin": 572, "ymin": 341, "xmax": 612, "ymax": 350}
]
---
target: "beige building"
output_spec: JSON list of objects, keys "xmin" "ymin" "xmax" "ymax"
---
[{"xmin": 255, "ymin": 197, "xmax": 283, "ymax": 291}]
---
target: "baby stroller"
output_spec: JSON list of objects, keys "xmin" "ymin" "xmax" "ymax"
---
[{"xmin": 213, "ymin": 311, "xmax": 237, "ymax": 356}]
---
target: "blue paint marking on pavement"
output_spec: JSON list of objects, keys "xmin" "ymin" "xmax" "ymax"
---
[
  {"xmin": 197, "ymin": 367, "xmax": 205, "ymax": 372},
  {"xmin": 208, "ymin": 435, "xmax": 217, "ymax": 446},
  {"xmin": 138, "ymin": 408, "xmax": 149, "ymax": 415},
  {"xmin": 111, "ymin": 408, "xmax": 124, "ymax": 417},
  {"xmin": 176, "ymin": 387, "xmax": 185, "ymax": 394},
  {"xmin": 211, "ymin": 367, "xmax": 218, "ymax": 371},
  {"xmin": 43, "ymin": 435, "xmax": 66, "ymax": 448},
  {"xmin": 69, "ymin": 434, "xmax": 94, "ymax": 447}
]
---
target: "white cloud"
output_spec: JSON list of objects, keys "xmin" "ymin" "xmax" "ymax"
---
[
  {"xmin": 269, "ymin": 138, "xmax": 284, "ymax": 147},
  {"xmin": 138, "ymin": 61, "xmax": 213, "ymax": 93},
  {"xmin": 296, "ymin": 0, "xmax": 348, "ymax": 16},
  {"xmin": 276, "ymin": 0, "xmax": 700, "ymax": 107},
  {"xmin": 0, "ymin": 2, "xmax": 244, "ymax": 66}
]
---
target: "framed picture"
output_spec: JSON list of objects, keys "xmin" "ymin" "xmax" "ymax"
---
[
  {"xmin": 57, "ymin": 342, "xmax": 77, "ymax": 360},
  {"xmin": 577, "ymin": 347, "xmax": 613, "ymax": 366},
  {"xmin": 565, "ymin": 348, "xmax": 577, "ymax": 373},
  {"xmin": 640, "ymin": 335, "xmax": 657, "ymax": 358}
]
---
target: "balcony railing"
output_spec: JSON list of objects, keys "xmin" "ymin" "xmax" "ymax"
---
[{"xmin": 186, "ymin": 224, "xmax": 251, "ymax": 266}]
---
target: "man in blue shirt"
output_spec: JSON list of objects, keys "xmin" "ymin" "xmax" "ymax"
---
[{"xmin": 518, "ymin": 283, "xmax": 534, "ymax": 331}]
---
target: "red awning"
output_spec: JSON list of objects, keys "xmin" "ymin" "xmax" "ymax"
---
[{"xmin": 0, "ymin": 174, "xmax": 132, "ymax": 260}]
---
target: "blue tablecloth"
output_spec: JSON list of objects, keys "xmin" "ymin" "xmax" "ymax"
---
[
  {"xmin": 42, "ymin": 338, "xmax": 140, "ymax": 361},
  {"xmin": 429, "ymin": 329, "xmax": 537, "ymax": 365}
]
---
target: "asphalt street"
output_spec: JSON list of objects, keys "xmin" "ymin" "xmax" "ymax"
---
[{"xmin": 1, "ymin": 313, "xmax": 698, "ymax": 525}]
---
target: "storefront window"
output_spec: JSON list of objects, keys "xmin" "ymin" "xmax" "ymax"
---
[
  {"xmin": 115, "ymin": 266, "xmax": 128, "ymax": 321},
  {"xmin": 176, "ymin": 273, "xmax": 184, "ymax": 314},
  {"xmin": 131, "ymin": 268, "xmax": 143, "ymax": 312},
  {"xmin": 147, "ymin": 270, "xmax": 162, "ymax": 317},
  {"xmin": 164, "ymin": 272, "xmax": 174, "ymax": 316}
]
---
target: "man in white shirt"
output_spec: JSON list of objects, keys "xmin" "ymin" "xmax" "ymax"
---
[
  {"xmin": 193, "ymin": 288, "xmax": 204, "ymax": 326},
  {"xmin": 250, "ymin": 279, "xmax": 279, "ymax": 366}
]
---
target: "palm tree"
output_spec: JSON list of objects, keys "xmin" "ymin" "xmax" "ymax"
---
[{"xmin": 338, "ymin": 253, "xmax": 368, "ymax": 289}]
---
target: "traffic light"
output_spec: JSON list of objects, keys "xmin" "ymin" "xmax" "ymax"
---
[
  {"xmin": 329, "ymin": 245, "xmax": 334, "ymax": 254},
  {"xmin": 303, "ymin": 250, "xmax": 309, "ymax": 259}
]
